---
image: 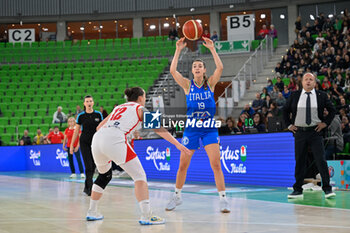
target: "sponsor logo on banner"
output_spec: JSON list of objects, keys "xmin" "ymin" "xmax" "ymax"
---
[
  {"xmin": 56, "ymin": 149, "xmax": 69, "ymax": 167},
  {"xmin": 29, "ymin": 150, "xmax": 41, "ymax": 166},
  {"xmin": 328, "ymin": 166, "xmax": 335, "ymax": 178},
  {"xmin": 145, "ymin": 146, "xmax": 170, "ymax": 171},
  {"xmin": 220, "ymin": 145, "xmax": 247, "ymax": 174}
]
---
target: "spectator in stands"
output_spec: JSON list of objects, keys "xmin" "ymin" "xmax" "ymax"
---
[
  {"xmin": 266, "ymin": 79, "xmax": 274, "ymax": 93},
  {"xmin": 252, "ymin": 113, "xmax": 266, "ymax": 133},
  {"xmin": 295, "ymin": 16, "xmax": 302, "ymax": 35},
  {"xmin": 210, "ymin": 31, "xmax": 219, "ymax": 42},
  {"xmin": 168, "ymin": 28, "xmax": 178, "ymax": 41},
  {"xmin": 252, "ymin": 93, "xmax": 264, "ymax": 112},
  {"xmin": 202, "ymin": 30, "xmax": 210, "ymax": 39},
  {"xmin": 99, "ymin": 106, "xmax": 108, "ymax": 119},
  {"xmin": 282, "ymin": 86, "xmax": 291, "ymax": 99},
  {"xmin": 270, "ymin": 85, "xmax": 279, "ymax": 100},
  {"xmin": 344, "ymin": 73, "xmax": 350, "ymax": 92},
  {"xmin": 241, "ymin": 104, "xmax": 255, "ymax": 117},
  {"xmin": 261, "ymin": 87, "xmax": 268, "ymax": 100},
  {"xmin": 269, "ymin": 25, "xmax": 277, "ymax": 38},
  {"xmin": 47, "ymin": 126, "xmax": 64, "ymax": 144},
  {"xmin": 337, "ymin": 97, "xmax": 349, "ymax": 113},
  {"xmin": 19, "ymin": 139, "xmax": 25, "ymax": 146},
  {"xmin": 322, "ymin": 76, "xmax": 331, "ymax": 90},
  {"xmin": 288, "ymin": 77, "xmax": 297, "ymax": 91},
  {"xmin": 276, "ymin": 92, "xmax": 286, "ymax": 109},
  {"xmin": 275, "ymin": 63, "xmax": 284, "ymax": 76},
  {"xmin": 74, "ymin": 105, "xmax": 83, "ymax": 117},
  {"xmin": 221, "ymin": 117, "xmax": 240, "ymax": 135},
  {"xmin": 33, "ymin": 129, "xmax": 45, "ymax": 145},
  {"xmin": 330, "ymin": 82, "xmax": 344, "ymax": 104},
  {"xmin": 237, "ymin": 113, "xmax": 249, "ymax": 133},
  {"xmin": 264, "ymin": 95, "xmax": 272, "ymax": 109},
  {"xmin": 257, "ymin": 25, "xmax": 269, "ymax": 39},
  {"xmin": 52, "ymin": 106, "xmax": 68, "ymax": 124},
  {"xmin": 65, "ymin": 31, "xmax": 73, "ymax": 41},
  {"xmin": 276, "ymin": 77, "xmax": 284, "ymax": 92},
  {"xmin": 20, "ymin": 130, "xmax": 32, "ymax": 145}
]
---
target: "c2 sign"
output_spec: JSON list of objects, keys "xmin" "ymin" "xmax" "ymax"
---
[{"xmin": 9, "ymin": 29, "xmax": 35, "ymax": 43}]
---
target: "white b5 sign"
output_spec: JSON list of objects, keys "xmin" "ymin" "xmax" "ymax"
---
[
  {"xmin": 9, "ymin": 29, "xmax": 35, "ymax": 43},
  {"xmin": 227, "ymin": 14, "xmax": 255, "ymax": 42}
]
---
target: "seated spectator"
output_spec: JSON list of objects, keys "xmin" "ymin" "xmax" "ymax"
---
[
  {"xmin": 344, "ymin": 73, "xmax": 350, "ymax": 92},
  {"xmin": 261, "ymin": 87, "xmax": 268, "ymax": 100},
  {"xmin": 252, "ymin": 113, "xmax": 266, "ymax": 133},
  {"xmin": 266, "ymin": 79, "xmax": 274, "ymax": 93},
  {"xmin": 269, "ymin": 24, "xmax": 277, "ymax": 38},
  {"xmin": 322, "ymin": 77, "xmax": 332, "ymax": 90},
  {"xmin": 282, "ymin": 86, "xmax": 291, "ymax": 99},
  {"xmin": 241, "ymin": 104, "xmax": 255, "ymax": 117},
  {"xmin": 20, "ymin": 130, "xmax": 32, "ymax": 145},
  {"xmin": 264, "ymin": 95, "xmax": 272, "ymax": 109},
  {"xmin": 341, "ymin": 116, "xmax": 350, "ymax": 144},
  {"xmin": 252, "ymin": 93, "xmax": 264, "ymax": 112},
  {"xmin": 74, "ymin": 105, "xmax": 83, "ymax": 117},
  {"xmin": 99, "ymin": 106, "xmax": 108, "ymax": 119},
  {"xmin": 221, "ymin": 117, "xmax": 240, "ymax": 135},
  {"xmin": 337, "ymin": 97, "xmax": 349, "ymax": 113},
  {"xmin": 168, "ymin": 28, "xmax": 178, "ymax": 41},
  {"xmin": 210, "ymin": 31, "xmax": 219, "ymax": 42},
  {"xmin": 288, "ymin": 77, "xmax": 297, "ymax": 91},
  {"xmin": 276, "ymin": 92, "xmax": 286, "ymax": 109},
  {"xmin": 269, "ymin": 102, "xmax": 280, "ymax": 117},
  {"xmin": 257, "ymin": 24, "xmax": 269, "ymax": 39},
  {"xmin": 47, "ymin": 126, "xmax": 64, "ymax": 144},
  {"xmin": 202, "ymin": 29, "xmax": 210, "ymax": 39},
  {"xmin": 237, "ymin": 113, "xmax": 249, "ymax": 133},
  {"xmin": 52, "ymin": 106, "xmax": 68, "ymax": 124},
  {"xmin": 276, "ymin": 77, "xmax": 284, "ymax": 92},
  {"xmin": 330, "ymin": 82, "xmax": 344, "ymax": 104},
  {"xmin": 275, "ymin": 62, "xmax": 284, "ymax": 76},
  {"xmin": 19, "ymin": 139, "xmax": 25, "ymax": 146},
  {"xmin": 270, "ymin": 85, "xmax": 279, "ymax": 100},
  {"xmin": 261, "ymin": 106, "xmax": 268, "ymax": 117},
  {"xmin": 284, "ymin": 62, "xmax": 293, "ymax": 77},
  {"xmin": 335, "ymin": 73, "xmax": 345, "ymax": 88},
  {"xmin": 33, "ymin": 129, "xmax": 45, "ymax": 145}
]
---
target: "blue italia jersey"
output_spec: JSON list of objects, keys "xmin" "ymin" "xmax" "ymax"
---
[{"xmin": 185, "ymin": 79, "xmax": 216, "ymax": 131}]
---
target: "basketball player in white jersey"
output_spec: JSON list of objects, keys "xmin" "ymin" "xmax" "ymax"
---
[{"xmin": 86, "ymin": 87, "xmax": 191, "ymax": 225}]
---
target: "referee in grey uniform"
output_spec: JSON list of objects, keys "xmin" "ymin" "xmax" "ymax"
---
[{"xmin": 283, "ymin": 72, "xmax": 336, "ymax": 199}]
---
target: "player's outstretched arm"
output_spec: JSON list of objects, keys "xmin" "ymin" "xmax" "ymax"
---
[
  {"xmin": 153, "ymin": 127, "xmax": 191, "ymax": 155},
  {"xmin": 96, "ymin": 114, "xmax": 111, "ymax": 131},
  {"xmin": 170, "ymin": 37, "xmax": 191, "ymax": 94},
  {"xmin": 70, "ymin": 124, "xmax": 81, "ymax": 154},
  {"xmin": 202, "ymin": 37, "xmax": 223, "ymax": 90}
]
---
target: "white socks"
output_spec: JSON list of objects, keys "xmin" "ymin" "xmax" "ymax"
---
[
  {"xmin": 89, "ymin": 199, "xmax": 99, "ymax": 212},
  {"xmin": 175, "ymin": 188, "xmax": 182, "ymax": 198},
  {"xmin": 139, "ymin": 199, "xmax": 151, "ymax": 217},
  {"xmin": 219, "ymin": 191, "xmax": 227, "ymax": 201}
]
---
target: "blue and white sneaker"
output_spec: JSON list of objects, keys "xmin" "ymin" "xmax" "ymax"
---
[
  {"xmin": 86, "ymin": 210, "xmax": 104, "ymax": 221},
  {"xmin": 139, "ymin": 215, "xmax": 165, "ymax": 225}
]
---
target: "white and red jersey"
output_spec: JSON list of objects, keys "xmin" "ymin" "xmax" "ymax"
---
[{"xmin": 103, "ymin": 102, "xmax": 142, "ymax": 140}]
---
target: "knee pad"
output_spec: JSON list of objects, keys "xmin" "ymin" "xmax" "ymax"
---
[{"xmin": 94, "ymin": 168, "xmax": 112, "ymax": 190}]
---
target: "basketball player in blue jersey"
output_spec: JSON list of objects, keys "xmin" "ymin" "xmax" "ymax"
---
[{"xmin": 166, "ymin": 37, "xmax": 230, "ymax": 213}]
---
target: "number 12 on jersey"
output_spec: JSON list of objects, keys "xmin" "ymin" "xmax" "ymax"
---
[{"xmin": 110, "ymin": 107, "xmax": 127, "ymax": 121}]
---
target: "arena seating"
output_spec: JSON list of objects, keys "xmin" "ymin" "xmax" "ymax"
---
[{"xmin": 0, "ymin": 36, "xmax": 175, "ymax": 145}]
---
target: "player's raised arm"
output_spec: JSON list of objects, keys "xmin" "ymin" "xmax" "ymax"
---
[
  {"xmin": 202, "ymin": 37, "xmax": 223, "ymax": 90},
  {"xmin": 170, "ymin": 37, "xmax": 191, "ymax": 93}
]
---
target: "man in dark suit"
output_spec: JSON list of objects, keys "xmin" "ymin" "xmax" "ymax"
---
[{"xmin": 283, "ymin": 72, "xmax": 336, "ymax": 199}]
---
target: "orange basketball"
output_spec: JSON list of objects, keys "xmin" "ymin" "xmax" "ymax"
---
[{"xmin": 182, "ymin": 20, "xmax": 203, "ymax": 41}]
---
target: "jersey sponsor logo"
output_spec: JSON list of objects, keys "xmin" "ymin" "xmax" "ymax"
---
[
  {"xmin": 95, "ymin": 118, "xmax": 100, "ymax": 122},
  {"xmin": 56, "ymin": 149, "xmax": 69, "ymax": 167},
  {"xmin": 143, "ymin": 110, "xmax": 161, "ymax": 129},
  {"xmin": 220, "ymin": 145, "xmax": 247, "ymax": 174},
  {"xmin": 29, "ymin": 150, "xmax": 41, "ymax": 166},
  {"xmin": 182, "ymin": 136, "xmax": 189, "ymax": 145},
  {"xmin": 145, "ymin": 146, "xmax": 170, "ymax": 171}
]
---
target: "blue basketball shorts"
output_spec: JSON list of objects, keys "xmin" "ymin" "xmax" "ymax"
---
[{"xmin": 181, "ymin": 129, "xmax": 220, "ymax": 150}]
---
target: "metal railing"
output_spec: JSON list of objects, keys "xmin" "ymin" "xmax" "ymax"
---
[{"xmin": 216, "ymin": 36, "xmax": 275, "ymax": 118}]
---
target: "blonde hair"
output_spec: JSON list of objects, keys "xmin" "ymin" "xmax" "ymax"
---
[{"xmin": 68, "ymin": 117, "xmax": 76, "ymax": 126}]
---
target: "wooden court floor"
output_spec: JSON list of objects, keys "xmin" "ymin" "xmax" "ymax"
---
[{"xmin": 0, "ymin": 172, "xmax": 350, "ymax": 233}]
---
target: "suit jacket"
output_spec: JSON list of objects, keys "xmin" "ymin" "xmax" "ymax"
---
[{"xmin": 283, "ymin": 90, "xmax": 336, "ymax": 127}]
